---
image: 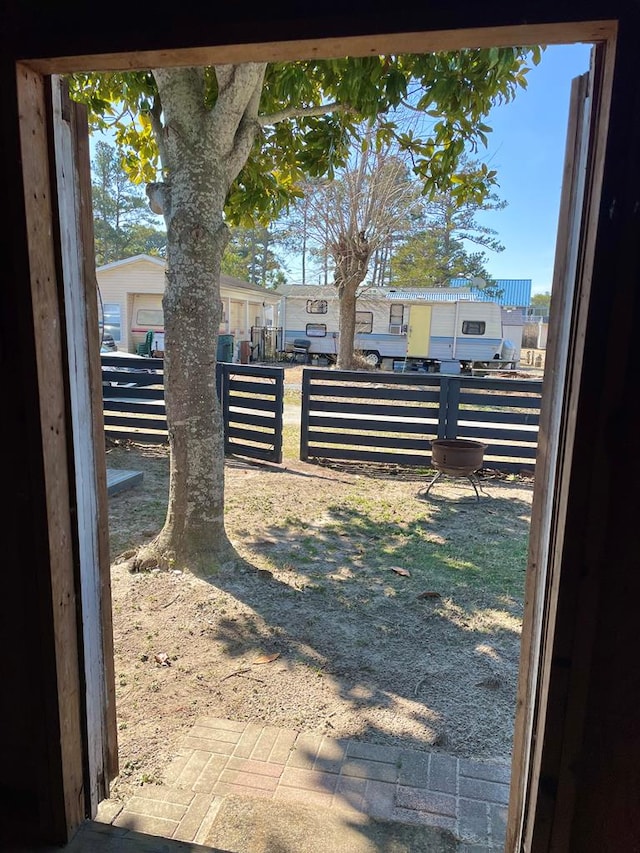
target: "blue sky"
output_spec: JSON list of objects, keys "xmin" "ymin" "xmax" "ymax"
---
[
  {"xmin": 278, "ymin": 42, "xmax": 594, "ymax": 294},
  {"xmin": 468, "ymin": 41, "xmax": 593, "ymax": 295}
]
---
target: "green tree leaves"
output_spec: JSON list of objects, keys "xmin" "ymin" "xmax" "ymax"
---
[
  {"xmin": 91, "ymin": 140, "xmax": 166, "ymax": 264},
  {"xmin": 69, "ymin": 45, "xmax": 543, "ymax": 226},
  {"xmin": 389, "ymin": 155, "xmax": 507, "ymax": 287}
]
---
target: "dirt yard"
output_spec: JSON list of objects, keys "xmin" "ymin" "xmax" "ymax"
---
[{"xmin": 106, "ymin": 365, "xmax": 534, "ymax": 804}]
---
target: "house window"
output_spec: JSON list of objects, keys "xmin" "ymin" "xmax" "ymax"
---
[
  {"xmin": 136, "ymin": 308, "xmax": 164, "ymax": 329},
  {"xmin": 389, "ymin": 304, "xmax": 404, "ymax": 333},
  {"xmin": 101, "ymin": 302, "xmax": 122, "ymax": 341},
  {"xmin": 306, "ymin": 299, "xmax": 328, "ymax": 314},
  {"xmin": 462, "ymin": 320, "xmax": 486, "ymax": 335},
  {"xmin": 355, "ymin": 311, "xmax": 373, "ymax": 334},
  {"xmin": 306, "ymin": 323, "xmax": 326, "ymax": 337}
]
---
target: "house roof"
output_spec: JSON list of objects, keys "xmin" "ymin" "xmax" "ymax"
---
[
  {"xmin": 96, "ymin": 254, "xmax": 280, "ymax": 300},
  {"xmin": 219, "ymin": 273, "xmax": 278, "ymax": 297},
  {"xmin": 97, "ymin": 253, "xmax": 166, "ymax": 272},
  {"xmin": 275, "ymin": 282, "xmax": 531, "ymax": 307}
]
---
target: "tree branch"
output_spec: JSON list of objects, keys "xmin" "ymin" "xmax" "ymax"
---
[
  {"xmin": 211, "ymin": 63, "xmax": 267, "ymax": 150},
  {"xmin": 153, "ymin": 67, "xmax": 206, "ymax": 125},
  {"xmin": 149, "ymin": 93, "xmax": 166, "ymax": 166},
  {"xmin": 258, "ymin": 101, "xmax": 351, "ymax": 126}
]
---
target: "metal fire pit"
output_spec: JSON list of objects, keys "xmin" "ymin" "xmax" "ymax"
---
[{"xmin": 422, "ymin": 438, "xmax": 488, "ymax": 501}]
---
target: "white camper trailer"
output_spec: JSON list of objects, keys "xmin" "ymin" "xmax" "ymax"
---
[{"xmin": 275, "ymin": 284, "xmax": 519, "ymax": 372}]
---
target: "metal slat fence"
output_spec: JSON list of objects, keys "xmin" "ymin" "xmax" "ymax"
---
[
  {"xmin": 221, "ymin": 364, "xmax": 284, "ymax": 463},
  {"xmin": 300, "ymin": 368, "xmax": 543, "ymax": 474},
  {"xmin": 101, "ymin": 355, "xmax": 167, "ymax": 443},
  {"xmin": 102, "ymin": 357, "xmax": 542, "ymax": 473},
  {"xmin": 101, "ymin": 356, "xmax": 284, "ymax": 463}
]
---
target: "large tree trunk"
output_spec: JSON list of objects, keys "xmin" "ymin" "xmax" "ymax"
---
[
  {"xmin": 337, "ymin": 280, "xmax": 359, "ymax": 369},
  {"xmin": 333, "ymin": 232, "xmax": 371, "ymax": 369},
  {"xmin": 153, "ymin": 206, "xmax": 232, "ymax": 573},
  {"xmin": 136, "ymin": 64, "xmax": 265, "ymax": 576}
]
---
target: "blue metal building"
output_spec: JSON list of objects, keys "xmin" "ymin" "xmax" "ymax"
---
[{"xmin": 449, "ymin": 278, "xmax": 532, "ymax": 308}]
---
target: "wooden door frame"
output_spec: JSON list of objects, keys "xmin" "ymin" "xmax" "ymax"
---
[
  {"xmin": 13, "ymin": 16, "xmax": 619, "ymax": 848},
  {"xmin": 507, "ymin": 43, "xmax": 615, "ymax": 850},
  {"xmin": 16, "ymin": 66, "xmax": 119, "ymax": 838}
]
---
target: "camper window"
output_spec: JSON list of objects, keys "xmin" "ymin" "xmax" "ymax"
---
[
  {"xmin": 389, "ymin": 304, "xmax": 405, "ymax": 334},
  {"xmin": 306, "ymin": 299, "xmax": 328, "ymax": 314},
  {"xmin": 389, "ymin": 304, "xmax": 404, "ymax": 324},
  {"xmin": 136, "ymin": 308, "xmax": 164, "ymax": 329},
  {"xmin": 462, "ymin": 320, "xmax": 486, "ymax": 335},
  {"xmin": 306, "ymin": 323, "xmax": 327, "ymax": 337},
  {"xmin": 355, "ymin": 311, "xmax": 373, "ymax": 334}
]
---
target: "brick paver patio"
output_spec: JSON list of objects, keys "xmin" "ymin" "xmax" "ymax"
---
[{"xmin": 96, "ymin": 717, "xmax": 511, "ymax": 850}]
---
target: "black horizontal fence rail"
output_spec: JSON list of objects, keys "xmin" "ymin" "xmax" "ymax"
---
[
  {"xmin": 443, "ymin": 378, "xmax": 542, "ymax": 471},
  {"xmin": 300, "ymin": 368, "xmax": 543, "ymax": 474},
  {"xmin": 101, "ymin": 356, "xmax": 284, "ymax": 463},
  {"xmin": 300, "ymin": 369, "xmax": 443, "ymax": 468},
  {"xmin": 102, "ymin": 357, "xmax": 541, "ymax": 473},
  {"xmin": 101, "ymin": 355, "xmax": 167, "ymax": 443},
  {"xmin": 219, "ymin": 363, "xmax": 284, "ymax": 463}
]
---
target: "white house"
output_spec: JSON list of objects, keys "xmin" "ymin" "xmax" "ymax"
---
[{"xmin": 96, "ymin": 254, "xmax": 281, "ymax": 357}]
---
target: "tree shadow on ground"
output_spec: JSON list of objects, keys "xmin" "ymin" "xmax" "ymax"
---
[
  {"xmin": 205, "ymin": 486, "xmax": 531, "ymax": 761},
  {"xmin": 108, "ymin": 445, "xmax": 528, "ymax": 850}
]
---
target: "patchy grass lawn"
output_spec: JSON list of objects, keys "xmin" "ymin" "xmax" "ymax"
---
[{"xmin": 105, "ymin": 365, "xmax": 533, "ymax": 803}]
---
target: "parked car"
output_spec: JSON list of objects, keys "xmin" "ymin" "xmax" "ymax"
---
[{"xmin": 100, "ymin": 332, "xmax": 117, "ymax": 352}]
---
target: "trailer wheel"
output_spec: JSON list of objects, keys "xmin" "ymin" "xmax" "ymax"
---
[{"xmin": 363, "ymin": 351, "xmax": 381, "ymax": 368}]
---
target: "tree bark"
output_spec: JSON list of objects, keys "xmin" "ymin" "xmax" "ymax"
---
[
  {"xmin": 333, "ymin": 232, "xmax": 371, "ymax": 369},
  {"xmin": 136, "ymin": 64, "xmax": 265, "ymax": 575},
  {"xmin": 337, "ymin": 280, "xmax": 359, "ymax": 368}
]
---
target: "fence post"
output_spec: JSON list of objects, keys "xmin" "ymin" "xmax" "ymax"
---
[
  {"xmin": 215, "ymin": 360, "xmax": 223, "ymax": 403},
  {"xmin": 437, "ymin": 377, "xmax": 448, "ymax": 438},
  {"xmin": 273, "ymin": 372, "xmax": 284, "ymax": 464},
  {"xmin": 216, "ymin": 362, "xmax": 230, "ymax": 452},
  {"xmin": 300, "ymin": 368, "xmax": 311, "ymax": 461}
]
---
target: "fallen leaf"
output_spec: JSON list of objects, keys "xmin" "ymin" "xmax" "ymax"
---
[
  {"xmin": 417, "ymin": 591, "xmax": 442, "ymax": 599},
  {"xmin": 390, "ymin": 566, "xmax": 411, "ymax": 577},
  {"xmin": 253, "ymin": 652, "xmax": 280, "ymax": 665},
  {"xmin": 155, "ymin": 652, "xmax": 170, "ymax": 666}
]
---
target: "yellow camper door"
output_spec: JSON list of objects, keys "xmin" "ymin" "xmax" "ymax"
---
[{"xmin": 406, "ymin": 305, "xmax": 432, "ymax": 357}]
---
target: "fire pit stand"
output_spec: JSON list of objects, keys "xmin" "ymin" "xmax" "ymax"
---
[{"xmin": 420, "ymin": 438, "xmax": 488, "ymax": 502}]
